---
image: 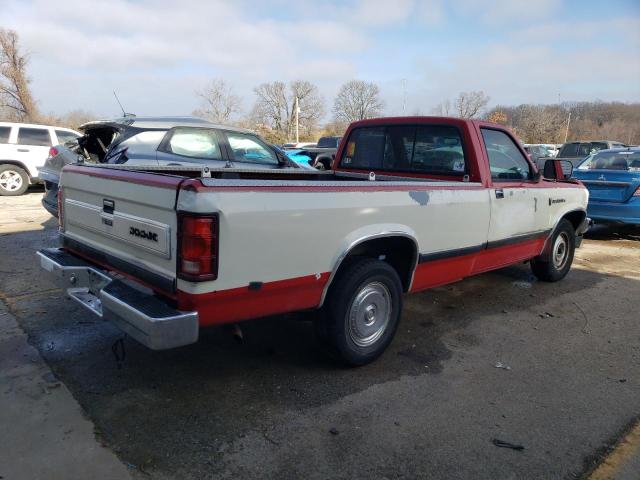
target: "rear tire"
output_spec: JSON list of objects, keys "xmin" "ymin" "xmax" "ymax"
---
[
  {"xmin": 0, "ymin": 164, "xmax": 29, "ymax": 196},
  {"xmin": 316, "ymin": 258, "xmax": 403, "ymax": 366},
  {"xmin": 531, "ymin": 219, "xmax": 575, "ymax": 282}
]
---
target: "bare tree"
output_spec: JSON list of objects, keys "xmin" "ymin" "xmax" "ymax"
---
[
  {"xmin": 59, "ymin": 109, "xmax": 96, "ymax": 129},
  {"xmin": 454, "ymin": 91, "xmax": 490, "ymax": 118},
  {"xmin": 0, "ymin": 29, "xmax": 38, "ymax": 122},
  {"xmin": 333, "ymin": 80, "xmax": 384, "ymax": 123},
  {"xmin": 432, "ymin": 99, "xmax": 451, "ymax": 116},
  {"xmin": 193, "ymin": 79, "xmax": 241, "ymax": 124},
  {"xmin": 252, "ymin": 80, "xmax": 324, "ymax": 141}
]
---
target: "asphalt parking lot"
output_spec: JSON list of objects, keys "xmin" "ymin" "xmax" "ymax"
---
[{"xmin": 1, "ymin": 190, "xmax": 639, "ymax": 480}]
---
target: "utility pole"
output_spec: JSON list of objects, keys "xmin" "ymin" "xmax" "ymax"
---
[
  {"xmin": 294, "ymin": 96, "xmax": 300, "ymax": 143},
  {"xmin": 564, "ymin": 111, "xmax": 571, "ymax": 143}
]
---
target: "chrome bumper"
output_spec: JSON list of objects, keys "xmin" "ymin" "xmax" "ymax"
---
[{"xmin": 37, "ymin": 248, "xmax": 198, "ymax": 350}]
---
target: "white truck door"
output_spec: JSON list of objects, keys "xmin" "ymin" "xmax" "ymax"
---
[
  {"xmin": 480, "ymin": 128, "xmax": 547, "ymax": 244},
  {"xmin": 14, "ymin": 126, "xmax": 53, "ymax": 178}
]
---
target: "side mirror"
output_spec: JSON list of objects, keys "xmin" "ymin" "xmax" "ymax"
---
[{"xmin": 543, "ymin": 159, "xmax": 573, "ymax": 180}]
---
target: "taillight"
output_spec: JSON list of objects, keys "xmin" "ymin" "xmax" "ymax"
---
[
  {"xmin": 178, "ymin": 213, "xmax": 219, "ymax": 281},
  {"xmin": 634, "ymin": 186, "xmax": 640, "ymax": 197},
  {"xmin": 49, "ymin": 147, "xmax": 58, "ymax": 158},
  {"xmin": 57, "ymin": 187, "xmax": 64, "ymax": 229}
]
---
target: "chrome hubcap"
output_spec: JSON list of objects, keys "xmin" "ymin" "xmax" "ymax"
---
[
  {"xmin": 348, "ymin": 282, "xmax": 391, "ymax": 347},
  {"xmin": 0, "ymin": 170, "xmax": 23, "ymax": 191},
  {"xmin": 552, "ymin": 232, "xmax": 569, "ymax": 269}
]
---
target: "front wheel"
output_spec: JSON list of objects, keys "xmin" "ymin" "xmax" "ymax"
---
[
  {"xmin": 531, "ymin": 219, "xmax": 575, "ymax": 282},
  {"xmin": 0, "ymin": 164, "xmax": 29, "ymax": 196},
  {"xmin": 316, "ymin": 258, "xmax": 403, "ymax": 366}
]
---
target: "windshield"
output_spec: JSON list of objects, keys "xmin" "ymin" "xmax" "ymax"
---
[{"xmin": 577, "ymin": 151, "xmax": 640, "ymax": 171}]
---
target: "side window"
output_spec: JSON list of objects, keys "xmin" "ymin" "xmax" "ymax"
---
[
  {"xmin": 0, "ymin": 126, "xmax": 11, "ymax": 143},
  {"xmin": 164, "ymin": 128, "xmax": 222, "ymax": 160},
  {"xmin": 412, "ymin": 126, "xmax": 466, "ymax": 174},
  {"xmin": 55, "ymin": 130, "xmax": 81, "ymax": 144},
  {"xmin": 481, "ymin": 128, "xmax": 531, "ymax": 181},
  {"xmin": 561, "ymin": 143, "xmax": 578, "ymax": 156},
  {"xmin": 17, "ymin": 127, "xmax": 52, "ymax": 147},
  {"xmin": 589, "ymin": 142, "xmax": 608, "ymax": 153},
  {"xmin": 578, "ymin": 143, "xmax": 593, "ymax": 156},
  {"xmin": 225, "ymin": 132, "xmax": 277, "ymax": 165}
]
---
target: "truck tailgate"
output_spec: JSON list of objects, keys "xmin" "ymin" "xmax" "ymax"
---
[{"xmin": 59, "ymin": 166, "xmax": 184, "ymax": 291}]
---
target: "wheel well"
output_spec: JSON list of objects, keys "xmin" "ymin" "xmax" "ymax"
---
[
  {"xmin": 0, "ymin": 161, "xmax": 32, "ymax": 179},
  {"xmin": 331, "ymin": 236, "xmax": 418, "ymax": 293},
  {"xmin": 562, "ymin": 210, "xmax": 586, "ymax": 231}
]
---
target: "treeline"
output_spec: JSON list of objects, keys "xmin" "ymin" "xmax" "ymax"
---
[{"xmin": 486, "ymin": 102, "xmax": 640, "ymax": 145}]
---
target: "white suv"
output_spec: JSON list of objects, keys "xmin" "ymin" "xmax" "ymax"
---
[{"xmin": 0, "ymin": 122, "xmax": 81, "ymax": 195}]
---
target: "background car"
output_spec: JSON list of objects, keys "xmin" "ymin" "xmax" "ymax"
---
[
  {"xmin": 0, "ymin": 121, "xmax": 80, "ymax": 195},
  {"xmin": 524, "ymin": 144, "xmax": 552, "ymax": 166},
  {"xmin": 39, "ymin": 116, "xmax": 297, "ymax": 216},
  {"xmin": 573, "ymin": 147, "xmax": 640, "ymax": 226}
]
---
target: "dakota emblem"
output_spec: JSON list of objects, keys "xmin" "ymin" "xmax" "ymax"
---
[{"xmin": 129, "ymin": 226, "xmax": 158, "ymax": 242}]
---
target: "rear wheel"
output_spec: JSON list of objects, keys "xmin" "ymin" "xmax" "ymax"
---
[
  {"xmin": 531, "ymin": 219, "xmax": 575, "ymax": 282},
  {"xmin": 316, "ymin": 258, "xmax": 403, "ymax": 366},
  {"xmin": 0, "ymin": 165, "xmax": 29, "ymax": 196}
]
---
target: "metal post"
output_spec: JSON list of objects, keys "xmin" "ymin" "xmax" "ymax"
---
[
  {"xmin": 564, "ymin": 111, "xmax": 571, "ymax": 143},
  {"xmin": 295, "ymin": 96, "xmax": 299, "ymax": 144}
]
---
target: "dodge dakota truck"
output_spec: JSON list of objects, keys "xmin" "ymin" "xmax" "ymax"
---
[{"xmin": 38, "ymin": 117, "xmax": 589, "ymax": 365}]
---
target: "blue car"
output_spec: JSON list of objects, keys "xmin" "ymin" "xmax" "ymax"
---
[
  {"xmin": 272, "ymin": 145, "xmax": 316, "ymax": 169},
  {"xmin": 573, "ymin": 147, "xmax": 640, "ymax": 225}
]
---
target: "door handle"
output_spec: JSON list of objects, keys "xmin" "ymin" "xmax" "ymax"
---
[
  {"xmin": 495, "ymin": 189, "xmax": 504, "ymax": 199},
  {"xmin": 17, "ymin": 148, "xmax": 30, "ymax": 152}
]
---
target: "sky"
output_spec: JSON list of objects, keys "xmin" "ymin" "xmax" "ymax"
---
[{"xmin": 3, "ymin": 0, "xmax": 640, "ymax": 119}]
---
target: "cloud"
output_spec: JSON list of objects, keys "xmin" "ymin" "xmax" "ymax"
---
[
  {"xmin": 2, "ymin": 0, "xmax": 638, "ymax": 119},
  {"xmin": 411, "ymin": 42, "xmax": 640, "ymax": 110},
  {"xmin": 455, "ymin": 0, "xmax": 562, "ymax": 24}
]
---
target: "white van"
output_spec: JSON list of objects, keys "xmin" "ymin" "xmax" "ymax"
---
[{"xmin": 0, "ymin": 122, "xmax": 81, "ymax": 195}]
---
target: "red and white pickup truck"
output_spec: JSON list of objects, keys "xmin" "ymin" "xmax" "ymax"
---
[{"xmin": 38, "ymin": 117, "xmax": 589, "ymax": 365}]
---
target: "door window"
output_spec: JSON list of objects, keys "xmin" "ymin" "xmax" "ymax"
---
[
  {"xmin": 164, "ymin": 128, "xmax": 222, "ymax": 160},
  {"xmin": 17, "ymin": 127, "xmax": 52, "ymax": 147},
  {"xmin": 0, "ymin": 126, "xmax": 10, "ymax": 143},
  {"xmin": 481, "ymin": 128, "xmax": 531, "ymax": 181},
  {"xmin": 225, "ymin": 132, "xmax": 278, "ymax": 165}
]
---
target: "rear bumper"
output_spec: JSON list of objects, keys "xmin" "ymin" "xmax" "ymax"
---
[
  {"xmin": 587, "ymin": 199, "xmax": 640, "ymax": 225},
  {"xmin": 37, "ymin": 248, "xmax": 198, "ymax": 350}
]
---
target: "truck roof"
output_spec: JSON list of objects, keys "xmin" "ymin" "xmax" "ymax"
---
[{"xmin": 346, "ymin": 116, "xmax": 505, "ymax": 130}]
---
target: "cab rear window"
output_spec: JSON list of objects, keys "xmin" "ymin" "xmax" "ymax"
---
[{"xmin": 340, "ymin": 125, "xmax": 466, "ymax": 175}]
